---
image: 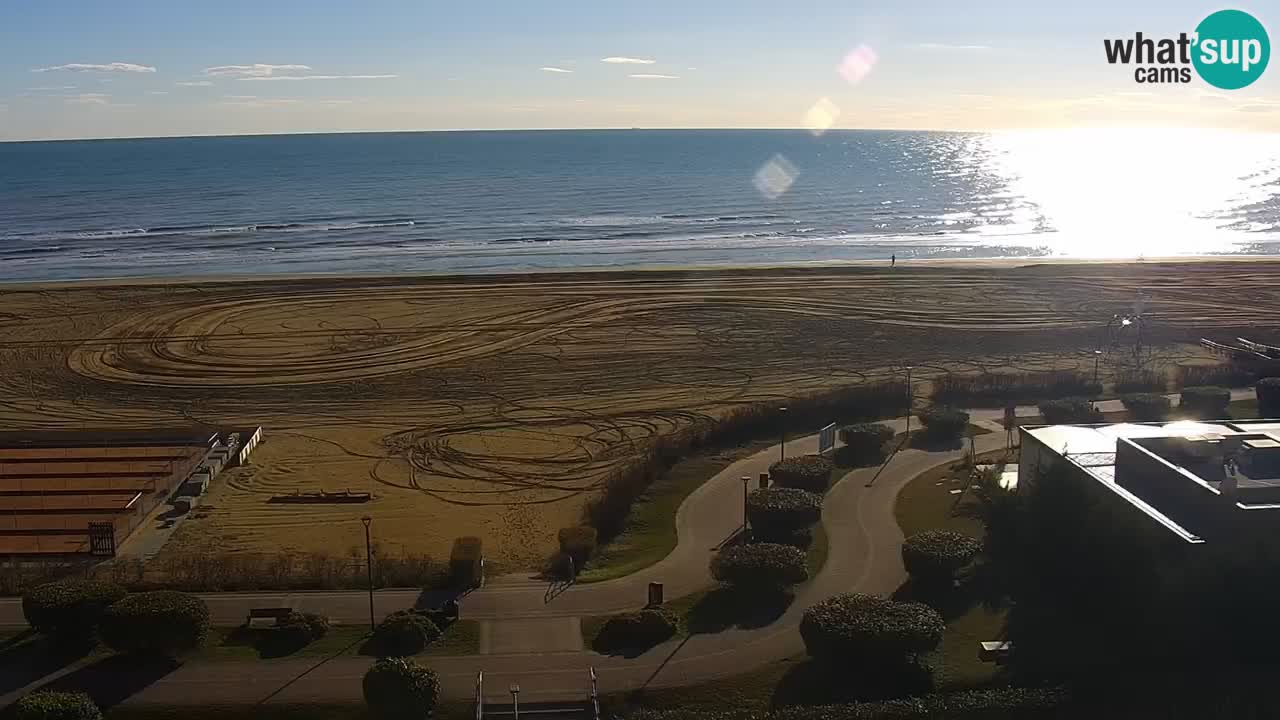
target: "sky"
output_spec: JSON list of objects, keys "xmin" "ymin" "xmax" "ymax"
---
[{"xmin": 0, "ymin": 0, "xmax": 1276, "ymax": 141}]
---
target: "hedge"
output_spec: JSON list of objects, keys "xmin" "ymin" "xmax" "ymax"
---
[
  {"xmin": 1121, "ymin": 393, "xmax": 1172, "ymax": 422},
  {"xmin": 800, "ymin": 593, "xmax": 944, "ymax": 664},
  {"xmin": 1115, "ymin": 370, "xmax": 1167, "ymax": 394},
  {"xmin": 625, "ymin": 687, "xmax": 1068, "ymax": 720},
  {"xmin": 901, "ymin": 531, "xmax": 982, "ymax": 588},
  {"xmin": 932, "ymin": 370, "xmax": 1100, "ymax": 407},
  {"xmin": 1258, "ymin": 378, "xmax": 1280, "ymax": 418},
  {"xmin": 363, "ymin": 657, "xmax": 440, "ymax": 720},
  {"xmin": 838, "ymin": 424, "xmax": 894, "ymax": 464},
  {"xmin": 711, "ymin": 542, "xmax": 808, "ymax": 591},
  {"xmin": 368, "ymin": 609, "xmax": 441, "ymax": 657},
  {"xmin": 13, "ymin": 691, "xmax": 102, "ymax": 720},
  {"xmin": 558, "ymin": 526, "xmax": 598, "ymax": 569},
  {"xmin": 769, "ymin": 455, "xmax": 834, "ymax": 493},
  {"xmin": 1037, "ymin": 397, "xmax": 1102, "ymax": 425},
  {"xmin": 917, "ymin": 407, "xmax": 969, "ymax": 441},
  {"xmin": 99, "ymin": 590, "xmax": 209, "ymax": 656},
  {"xmin": 266, "ymin": 611, "xmax": 329, "ymax": 653},
  {"xmin": 593, "ymin": 607, "xmax": 678, "ymax": 653},
  {"xmin": 21, "ymin": 579, "xmax": 125, "ymax": 644},
  {"xmin": 1180, "ymin": 386, "xmax": 1231, "ymax": 418},
  {"xmin": 449, "ymin": 536, "xmax": 483, "ymax": 588},
  {"xmin": 746, "ymin": 487, "xmax": 823, "ymax": 542}
]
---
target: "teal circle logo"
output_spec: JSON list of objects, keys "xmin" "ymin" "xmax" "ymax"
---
[{"xmin": 1193, "ymin": 9, "xmax": 1270, "ymax": 89}]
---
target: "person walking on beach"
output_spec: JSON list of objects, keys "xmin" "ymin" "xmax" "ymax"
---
[{"xmin": 891, "ymin": 254, "xmax": 896, "ymax": 267}]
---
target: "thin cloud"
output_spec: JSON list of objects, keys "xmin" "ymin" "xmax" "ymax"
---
[
  {"xmin": 33, "ymin": 62, "xmax": 155, "ymax": 73},
  {"xmin": 629, "ymin": 73, "xmax": 679, "ymax": 79},
  {"xmin": 27, "ymin": 86, "xmax": 76, "ymax": 92},
  {"xmin": 176, "ymin": 81, "xmax": 214, "ymax": 87},
  {"xmin": 218, "ymin": 97, "xmax": 303, "ymax": 107},
  {"xmin": 64, "ymin": 93, "xmax": 111, "ymax": 105},
  {"xmin": 602, "ymin": 56, "xmax": 656, "ymax": 64},
  {"xmin": 204, "ymin": 64, "xmax": 311, "ymax": 78},
  {"xmin": 147, "ymin": 91, "xmax": 170, "ymax": 96},
  {"xmin": 241, "ymin": 74, "xmax": 398, "ymax": 81},
  {"xmin": 541, "ymin": 67, "xmax": 573, "ymax": 73},
  {"xmin": 911, "ymin": 42, "xmax": 991, "ymax": 50}
]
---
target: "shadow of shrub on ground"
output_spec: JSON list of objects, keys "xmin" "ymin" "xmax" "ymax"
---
[
  {"xmin": 685, "ymin": 588, "xmax": 793, "ymax": 635},
  {"xmin": 41, "ymin": 654, "xmax": 180, "ymax": 709},
  {"xmin": 892, "ymin": 578, "xmax": 977, "ymax": 623},
  {"xmin": 0, "ymin": 631, "xmax": 95, "ymax": 696},
  {"xmin": 906, "ymin": 432, "xmax": 966, "ymax": 452},
  {"xmin": 833, "ymin": 446, "xmax": 887, "ymax": 469},
  {"xmin": 772, "ymin": 658, "xmax": 934, "ymax": 708}
]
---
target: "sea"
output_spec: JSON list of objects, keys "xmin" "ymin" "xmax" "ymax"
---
[{"xmin": 3, "ymin": 129, "xmax": 1280, "ymax": 283}]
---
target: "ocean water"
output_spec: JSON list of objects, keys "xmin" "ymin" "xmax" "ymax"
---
[{"xmin": 2, "ymin": 129, "xmax": 1279, "ymax": 282}]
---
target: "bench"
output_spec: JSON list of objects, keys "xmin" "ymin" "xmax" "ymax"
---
[{"xmin": 246, "ymin": 607, "xmax": 293, "ymax": 628}]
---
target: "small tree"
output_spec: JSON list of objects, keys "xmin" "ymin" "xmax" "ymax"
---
[
  {"xmin": 918, "ymin": 406, "xmax": 969, "ymax": 441},
  {"xmin": 1038, "ymin": 397, "xmax": 1102, "ymax": 424},
  {"xmin": 711, "ymin": 542, "xmax": 808, "ymax": 592},
  {"xmin": 799, "ymin": 593, "xmax": 944, "ymax": 666},
  {"xmin": 450, "ymin": 536, "xmax": 483, "ymax": 588},
  {"xmin": 901, "ymin": 531, "xmax": 982, "ymax": 591},
  {"xmin": 99, "ymin": 591, "xmax": 209, "ymax": 657},
  {"xmin": 838, "ymin": 423, "xmax": 894, "ymax": 465},
  {"xmin": 768, "ymin": 455, "xmax": 834, "ymax": 493},
  {"xmin": 13, "ymin": 691, "xmax": 101, "ymax": 720},
  {"xmin": 746, "ymin": 487, "xmax": 822, "ymax": 543},
  {"xmin": 557, "ymin": 526, "xmax": 598, "ymax": 569},
  {"xmin": 1258, "ymin": 378, "xmax": 1280, "ymax": 418},
  {"xmin": 1121, "ymin": 393, "xmax": 1172, "ymax": 422},
  {"xmin": 1180, "ymin": 386, "xmax": 1231, "ymax": 418},
  {"xmin": 22, "ymin": 580, "xmax": 125, "ymax": 646},
  {"xmin": 363, "ymin": 657, "xmax": 440, "ymax": 720},
  {"xmin": 368, "ymin": 609, "xmax": 440, "ymax": 657}
]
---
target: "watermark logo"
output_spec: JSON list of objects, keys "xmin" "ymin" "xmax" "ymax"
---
[{"xmin": 1104, "ymin": 9, "xmax": 1269, "ymax": 88}]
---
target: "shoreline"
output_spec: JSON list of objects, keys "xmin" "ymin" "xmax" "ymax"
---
[{"xmin": 5, "ymin": 254, "xmax": 1280, "ymax": 291}]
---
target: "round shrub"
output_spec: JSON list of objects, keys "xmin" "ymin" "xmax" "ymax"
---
[
  {"xmin": 266, "ymin": 611, "xmax": 329, "ymax": 654},
  {"xmin": 746, "ymin": 487, "xmax": 822, "ymax": 542},
  {"xmin": 594, "ymin": 607, "xmax": 678, "ymax": 652},
  {"xmin": 800, "ymin": 593, "xmax": 944, "ymax": 664},
  {"xmin": 368, "ymin": 609, "xmax": 441, "ymax": 657},
  {"xmin": 13, "ymin": 691, "xmax": 101, "ymax": 720},
  {"xmin": 363, "ymin": 657, "xmax": 440, "ymax": 720},
  {"xmin": 711, "ymin": 542, "xmax": 808, "ymax": 591},
  {"xmin": 901, "ymin": 531, "xmax": 982, "ymax": 588},
  {"xmin": 1121, "ymin": 393, "xmax": 1172, "ymax": 421},
  {"xmin": 918, "ymin": 406, "xmax": 969, "ymax": 440},
  {"xmin": 1180, "ymin": 385, "xmax": 1231, "ymax": 418},
  {"xmin": 769, "ymin": 455, "xmax": 834, "ymax": 493},
  {"xmin": 22, "ymin": 579, "xmax": 125, "ymax": 644},
  {"xmin": 1038, "ymin": 397, "xmax": 1102, "ymax": 424},
  {"xmin": 558, "ymin": 526, "xmax": 598, "ymax": 568},
  {"xmin": 837, "ymin": 423, "xmax": 894, "ymax": 464},
  {"xmin": 1259, "ymin": 377, "xmax": 1280, "ymax": 418},
  {"xmin": 99, "ymin": 591, "xmax": 209, "ymax": 657}
]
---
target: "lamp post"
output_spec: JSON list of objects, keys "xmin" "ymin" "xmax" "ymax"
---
[
  {"xmin": 510, "ymin": 683, "xmax": 521, "ymax": 720},
  {"xmin": 1092, "ymin": 349, "xmax": 1103, "ymax": 409},
  {"xmin": 778, "ymin": 406, "xmax": 788, "ymax": 461},
  {"xmin": 362, "ymin": 516, "xmax": 374, "ymax": 632},
  {"xmin": 742, "ymin": 475, "xmax": 751, "ymax": 538},
  {"xmin": 904, "ymin": 366, "xmax": 914, "ymax": 438}
]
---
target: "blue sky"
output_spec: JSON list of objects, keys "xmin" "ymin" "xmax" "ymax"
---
[{"xmin": 0, "ymin": 0, "xmax": 1276, "ymax": 140}]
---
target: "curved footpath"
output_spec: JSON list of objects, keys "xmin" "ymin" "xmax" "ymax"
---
[{"xmin": 0, "ymin": 418, "xmax": 1014, "ymax": 708}]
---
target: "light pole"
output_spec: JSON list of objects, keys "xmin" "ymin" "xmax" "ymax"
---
[
  {"xmin": 742, "ymin": 475, "xmax": 751, "ymax": 538},
  {"xmin": 904, "ymin": 366, "xmax": 914, "ymax": 438},
  {"xmin": 1092, "ymin": 349, "xmax": 1103, "ymax": 409},
  {"xmin": 510, "ymin": 683, "xmax": 521, "ymax": 720},
  {"xmin": 778, "ymin": 406, "xmax": 788, "ymax": 461},
  {"xmin": 362, "ymin": 516, "xmax": 374, "ymax": 632}
]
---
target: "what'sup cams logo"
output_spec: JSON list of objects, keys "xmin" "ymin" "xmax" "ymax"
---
[{"xmin": 1104, "ymin": 9, "xmax": 1270, "ymax": 89}]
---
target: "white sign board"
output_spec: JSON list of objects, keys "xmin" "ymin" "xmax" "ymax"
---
[{"xmin": 818, "ymin": 423, "xmax": 837, "ymax": 455}]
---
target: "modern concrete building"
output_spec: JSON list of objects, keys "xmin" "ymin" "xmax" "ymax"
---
[{"xmin": 1019, "ymin": 420, "xmax": 1280, "ymax": 545}]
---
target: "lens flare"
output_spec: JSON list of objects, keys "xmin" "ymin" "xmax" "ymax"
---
[
  {"xmin": 838, "ymin": 45, "xmax": 878, "ymax": 85},
  {"xmin": 754, "ymin": 154, "xmax": 798, "ymax": 200},
  {"xmin": 804, "ymin": 97, "xmax": 840, "ymax": 136}
]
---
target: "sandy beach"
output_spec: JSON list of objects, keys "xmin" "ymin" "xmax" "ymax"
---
[{"xmin": 0, "ymin": 260, "xmax": 1272, "ymax": 568}]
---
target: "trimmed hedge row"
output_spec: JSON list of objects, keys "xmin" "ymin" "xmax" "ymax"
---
[
  {"xmin": 13, "ymin": 691, "xmax": 101, "ymax": 720},
  {"xmin": 917, "ymin": 407, "xmax": 968, "ymax": 441},
  {"xmin": 1037, "ymin": 397, "xmax": 1102, "ymax": 425},
  {"xmin": 1180, "ymin": 386, "xmax": 1230, "ymax": 418},
  {"xmin": 932, "ymin": 370, "xmax": 1100, "ymax": 407},
  {"xmin": 747, "ymin": 487, "xmax": 823, "ymax": 542},
  {"xmin": 368, "ymin": 609, "xmax": 441, "ymax": 657},
  {"xmin": 838, "ymin": 424, "xmax": 894, "ymax": 464},
  {"xmin": 800, "ymin": 593, "xmax": 944, "ymax": 664},
  {"xmin": 22, "ymin": 579, "xmax": 125, "ymax": 644},
  {"xmin": 624, "ymin": 687, "xmax": 1068, "ymax": 720},
  {"xmin": 901, "ymin": 531, "xmax": 982, "ymax": 588},
  {"xmin": 594, "ymin": 607, "xmax": 678, "ymax": 652},
  {"xmin": 99, "ymin": 590, "xmax": 209, "ymax": 656},
  {"xmin": 1121, "ymin": 393, "xmax": 1172, "ymax": 422},
  {"xmin": 711, "ymin": 543, "xmax": 809, "ymax": 591},
  {"xmin": 363, "ymin": 657, "xmax": 440, "ymax": 720},
  {"xmin": 558, "ymin": 526, "xmax": 598, "ymax": 568},
  {"xmin": 770, "ymin": 455, "xmax": 834, "ymax": 493},
  {"xmin": 269, "ymin": 611, "xmax": 329, "ymax": 653}
]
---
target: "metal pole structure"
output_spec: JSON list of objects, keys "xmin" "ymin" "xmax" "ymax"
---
[
  {"xmin": 904, "ymin": 367, "xmax": 914, "ymax": 439},
  {"xmin": 510, "ymin": 684, "xmax": 521, "ymax": 720},
  {"xmin": 1092, "ymin": 349, "xmax": 1102, "ymax": 409},
  {"xmin": 778, "ymin": 406, "xmax": 788, "ymax": 461},
  {"xmin": 742, "ymin": 476, "xmax": 751, "ymax": 538},
  {"xmin": 362, "ymin": 516, "xmax": 375, "ymax": 632}
]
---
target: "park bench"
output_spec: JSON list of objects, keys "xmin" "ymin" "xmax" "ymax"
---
[{"xmin": 246, "ymin": 607, "xmax": 293, "ymax": 628}]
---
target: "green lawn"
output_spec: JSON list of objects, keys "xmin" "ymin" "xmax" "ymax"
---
[
  {"xmin": 103, "ymin": 702, "xmax": 474, "ymax": 720},
  {"xmin": 893, "ymin": 451, "xmax": 1013, "ymax": 539}
]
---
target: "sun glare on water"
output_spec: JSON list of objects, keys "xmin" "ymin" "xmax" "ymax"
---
[{"xmin": 978, "ymin": 128, "xmax": 1280, "ymax": 258}]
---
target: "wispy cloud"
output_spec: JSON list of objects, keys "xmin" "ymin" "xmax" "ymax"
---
[
  {"xmin": 33, "ymin": 62, "xmax": 155, "ymax": 73},
  {"xmin": 629, "ymin": 73, "xmax": 679, "ymax": 79},
  {"xmin": 204, "ymin": 64, "xmax": 311, "ymax": 78},
  {"xmin": 147, "ymin": 90, "xmax": 170, "ymax": 96},
  {"xmin": 241, "ymin": 74, "xmax": 398, "ymax": 81},
  {"xmin": 64, "ymin": 93, "xmax": 111, "ymax": 105},
  {"xmin": 540, "ymin": 67, "xmax": 573, "ymax": 73},
  {"xmin": 176, "ymin": 81, "xmax": 214, "ymax": 87},
  {"xmin": 27, "ymin": 86, "xmax": 76, "ymax": 92},
  {"xmin": 602, "ymin": 56, "xmax": 656, "ymax": 64},
  {"xmin": 911, "ymin": 42, "xmax": 991, "ymax": 50},
  {"xmin": 218, "ymin": 97, "xmax": 303, "ymax": 107}
]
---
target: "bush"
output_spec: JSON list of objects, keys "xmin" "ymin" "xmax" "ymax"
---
[
  {"xmin": 769, "ymin": 455, "xmax": 834, "ymax": 493},
  {"xmin": 800, "ymin": 593, "xmax": 944, "ymax": 665},
  {"xmin": 594, "ymin": 607, "xmax": 678, "ymax": 653},
  {"xmin": 1258, "ymin": 377, "xmax": 1280, "ymax": 418},
  {"xmin": 917, "ymin": 407, "xmax": 969, "ymax": 441},
  {"xmin": 368, "ymin": 609, "xmax": 441, "ymax": 657},
  {"xmin": 449, "ymin": 536, "xmax": 483, "ymax": 588},
  {"xmin": 625, "ymin": 687, "xmax": 1068, "ymax": 720},
  {"xmin": 746, "ymin": 487, "xmax": 823, "ymax": 542},
  {"xmin": 558, "ymin": 526, "xmax": 598, "ymax": 568},
  {"xmin": 901, "ymin": 531, "xmax": 982, "ymax": 589},
  {"xmin": 837, "ymin": 423, "xmax": 894, "ymax": 465},
  {"xmin": 1037, "ymin": 397, "xmax": 1102, "ymax": 424},
  {"xmin": 362, "ymin": 657, "xmax": 440, "ymax": 720},
  {"xmin": 1180, "ymin": 386, "xmax": 1231, "ymax": 418},
  {"xmin": 22, "ymin": 579, "xmax": 125, "ymax": 644},
  {"xmin": 932, "ymin": 370, "xmax": 1100, "ymax": 407},
  {"xmin": 711, "ymin": 542, "xmax": 808, "ymax": 591},
  {"xmin": 13, "ymin": 691, "xmax": 102, "ymax": 720},
  {"xmin": 1121, "ymin": 393, "xmax": 1172, "ymax": 422},
  {"xmin": 1178, "ymin": 362, "xmax": 1255, "ymax": 389},
  {"xmin": 99, "ymin": 591, "xmax": 209, "ymax": 656},
  {"xmin": 265, "ymin": 611, "xmax": 329, "ymax": 654}
]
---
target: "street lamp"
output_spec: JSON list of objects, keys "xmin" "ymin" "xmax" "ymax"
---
[
  {"xmin": 362, "ymin": 516, "xmax": 374, "ymax": 632},
  {"xmin": 742, "ymin": 475, "xmax": 751, "ymax": 538},
  {"xmin": 904, "ymin": 367, "xmax": 914, "ymax": 438},
  {"xmin": 510, "ymin": 683, "xmax": 521, "ymax": 720},
  {"xmin": 778, "ymin": 406, "xmax": 788, "ymax": 461},
  {"xmin": 1092, "ymin": 349, "xmax": 1103, "ymax": 409}
]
